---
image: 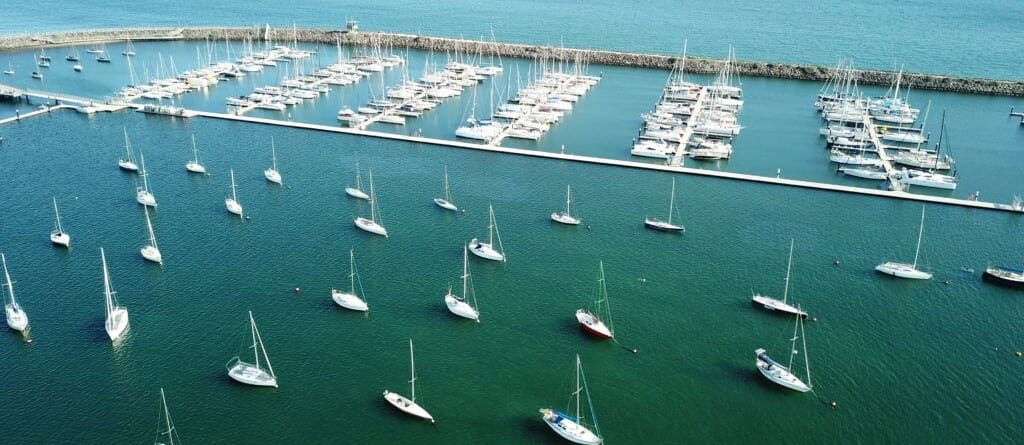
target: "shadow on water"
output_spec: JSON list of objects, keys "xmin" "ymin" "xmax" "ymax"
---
[{"xmin": 520, "ymin": 414, "xmax": 568, "ymax": 445}]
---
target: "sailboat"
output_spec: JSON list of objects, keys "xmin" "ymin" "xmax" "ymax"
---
[
  {"xmin": 383, "ymin": 339, "xmax": 434, "ymax": 423},
  {"xmin": 66, "ymin": 48, "xmax": 80, "ymax": 62},
  {"xmin": 3, "ymin": 62, "xmax": 13, "ymax": 76},
  {"xmin": 226, "ymin": 311, "xmax": 278, "ymax": 388},
  {"xmin": 122, "ymin": 37, "xmax": 136, "ymax": 57},
  {"xmin": 100, "ymin": 247, "xmax": 130, "ymax": 342},
  {"xmin": 264, "ymin": 137, "xmax": 282, "ymax": 185},
  {"xmin": 575, "ymin": 261, "xmax": 614, "ymax": 340},
  {"xmin": 225, "ymin": 169, "xmax": 244, "ymax": 216},
  {"xmin": 354, "ymin": 170, "xmax": 388, "ymax": 237},
  {"xmin": 751, "ymin": 239, "xmax": 808, "ymax": 318},
  {"xmin": 136, "ymin": 152, "xmax": 157, "ymax": 207},
  {"xmin": 332, "ymin": 249, "xmax": 369, "ymax": 311},
  {"xmin": 2, "ymin": 253, "xmax": 29, "ymax": 332},
  {"xmin": 345, "ymin": 159, "xmax": 370, "ymax": 200},
  {"xmin": 469, "ymin": 204, "xmax": 505, "ymax": 262},
  {"xmin": 153, "ymin": 388, "xmax": 181, "ymax": 445},
  {"xmin": 96, "ymin": 44, "xmax": 111, "ymax": 63},
  {"xmin": 118, "ymin": 128, "xmax": 139, "ymax": 171},
  {"xmin": 50, "ymin": 197, "xmax": 71, "ymax": 247},
  {"xmin": 551, "ymin": 184, "xmax": 581, "ymax": 225},
  {"xmin": 39, "ymin": 47, "xmax": 51, "ymax": 62},
  {"xmin": 755, "ymin": 311, "xmax": 813, "ymax": 393},
  {"xmin": 444, "ymin": 246, "xmax": 480, "ymax": 321},
  {"xmin": 539, "ymin": 355, "xmax": 603, "ymax": 445},
  {"xmin": 140, "ymin": 206, "xmax": 162, "ymax": 264},
  {"xmin": 185, "ymin": 134, "xmax": 206, "ymax": 174},
  {"xmin": 876, "ymin": 205, "xmax": 932, "ymax": 280},
  {"xmin": 433, "ymin": 166, "xmax": 458, "ymax": 211},
  {"xmin": 644, "ymin": 178, "xmax": 684, "ymax": 232}
]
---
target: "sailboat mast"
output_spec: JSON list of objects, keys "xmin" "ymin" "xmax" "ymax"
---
[
  {"xmin": 565, "ymin": 185, "xmax": 572, "ymax": 215},
  {"xmin": 101, "ymin": 248, "xmax": 114, "ymax": 316},
  {"xmin": 271, "ymin": 137, "xmax": 278, "ymax": 170},
  {"xmin": 161, "ymin": 388, "xmax": 174, "ymax": 445},
  {"xmin": 461, "ymin": 246, "xmax": 468, "ymax": 300},
  {"xmin": 354, "ymin": 160, "xmax": 363, "ymax": 191},
  {"xmin": 230, "ymin": 169, "xmax": 238, "ymax": 201},
  {"xmin": 599, "ymin": 261, "xmax": 613, "ymax": 336},
  {"xmin": 667, "ymin": 178, "xmax": 676, "ymax": 225},
  {"xmin": 52, "ymin": 197, "xmax": 63, "ymax": 233},
  {"xmin": 913, "ymin": 205, "xmax": 926, "ymax": 268},
  {"xmin": 368, "ymin": 170, "xmax": 378, "ymax": 223},
  {"xmin": 250, "ymin": 311, "xmax": 259, "ymax": 370},
  {"xmin": 349, "ymin": 249, "xmax": 356, "ymax": 294},
  {"xmin": 575, "ymin": 355, "xmax": 582, "ymax": 422},
  {"xmin": 782, "ymin": 239, "xmax": 794, "ymax": 304},
  {"xmin": 409, "ymin": 339, "xmax": 416, "ymax": 402},
  {"xmin": 1, "ymin": 253, "xmax": 14, "ymax": 307},
  {"xmin": 443, "ymin": 166, "xmax": 451, "ymax": 201},
  {"xmin": 123, "ymin": 127, "xmax": 134, "ymax": 162},
  {"xmin": 191, "ymin": 134, "xmax": 199, "ymax": 163},
  {"xmin": 144, "ymin": 206, "xmax": 158, "ymax": 249},
  {"xmin": 487, "ymin": 204, "xmax": 495, "ymax": 245},
  {"xmin": 800, "ymin": 314, "xmax": 812, "ymax": 389},
  {"xmin": 140, "ymin": 153, "xmax": 150, "ymax": 192},
  {"xmin": 786, "ymin": 313, "xmax": 802, "ymax": 372}
]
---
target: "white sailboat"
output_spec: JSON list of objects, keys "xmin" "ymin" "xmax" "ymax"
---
[
  {"xmin": 751, "ymin": 239, "xmax": 808, "ymax": 318},
  {"xmin": 383, "ymin": 339, "xmax": 434, "ymax": 423},
  {"xmin": 226, "ymin": 311, "xmax": 278, "ymax": 388},
  {"xmin": 50, "ymin": 197, "xmax": 71, "ymax": 247},
  {"xmin": 345, "ymin": 159, "xmax": 370, "ymax": 200},
  {"xmin": 444, "ymin": 246, "xmax": 479, "ymax": 321},
  {"xmin": 122, "ymin": 38, "xmax": 136, "ymax": 57},
  {"xmin": 354, "ymin": 170, "xmax": 388, "ymax": 237},
  {"xmin": 551, "ymin": 184, "xmax": 581, "ymax": 225},
  {"xmin": 469, "ymin": 204, "xmax": 505, "ymax": 262},
  {"xmin": 2, "ymin": 253, "xmax": 29, "ymax": 332},
  {"xmin": 644, "ymin": 178, "xmax": 684, "ymax": 232},
  {"xmin": 433, "ymin": 166, "xmax": 458, "ymax": 211},
  {"xmin": 140, "ymin": 206, "xmax": 163, "ymax": 264},
  {"xmin": 876, "ymin": 205, "xmax": 932, "ymax": 280},
  {"xmin": 153, "ymin": 388, "xmax": 181, "ymax": 445},
  {"xmin": 332, "ymin": 249, "xmax": 369, "ymax": 311},
  {"xmin": 118, "ymin": 128, "xmax": 139, "ymax": 172},
  {"xmin": 136, "ymin": 152, "xmax": 157, "ymax": 207},
  {"xmin": 225, "ymin": 169, "xmax": 244, "ymax": 216},
  {"xmin": 264, "ymin": 137, "xmax": 282, "ymax": 185},
  {"xmin": 100, "ymin": 248, "xmax": 129, "ymax": 342},
  {"xmin": 185, "ymin": 134, "xmax": 206, "ymax": 174},
  {"xmin": 755, "ymin": 312, "xmax": 813, "ymax": 393},
  {"xmin": 575, "ymin": 261, "xmax": 613, "ymax": 340},
  {"xmin": 539, "ymin": 355, "xmax": 603, "ymax": 445}
]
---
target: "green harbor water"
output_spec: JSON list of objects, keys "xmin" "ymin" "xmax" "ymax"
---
[{"xmin": 0, "ymin": 39, "xmax": 1023, "ymax": 444}]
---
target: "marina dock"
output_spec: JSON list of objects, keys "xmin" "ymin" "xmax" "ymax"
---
[
  {"xmin": 669, "ymin": 88, "xmax": 708, "ymax": 167},
  {"xmin": 861, "ymin": 114, "xmax": 901, "ymax": 189},
  {"xmin": 190, "ymin": 109, "xmax": 1023, "ymax": 213}
]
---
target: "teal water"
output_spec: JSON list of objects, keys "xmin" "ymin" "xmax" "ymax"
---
[
  {"xmin": 2, "ymin": 0, "xmax": 1024, "ymax": 80},
  {"xmin": 1, "ymin": 15, "xmax": 1024, "ymax": 445}
]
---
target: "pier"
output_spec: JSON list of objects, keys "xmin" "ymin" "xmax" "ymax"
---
[
  {"xmin": 1012, "ymin": 107, "xmax": 1024, "ymax": 125},
  {"xmin": 861, "ymin": 114, "xmax": 901, "ymax": 189},
  {"xmin": 189, "ymin": 109, "xmax": 1022, "ymax": 213},
  {"xmin": 669, "ymin": 88, "xmax": 708, "ymax": 166},
  {"xmin": 0, "ymin": 104, "xmax": 73, "ymax": 125},
  {"xmin": 3, "ymin": 27, "xmax": 1024, "ymax": 97}
]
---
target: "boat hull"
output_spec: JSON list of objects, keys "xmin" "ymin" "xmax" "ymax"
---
[
  {"xmin": 118, "ymin": 160, "xmax": 139, "ymax": 172},
  {"xmin": 264, "ymin": 169, "xmax": 282, "ymax": 184},
  {"xmin": 185, "ymin": 162, "xmax": 206, "ymax": 174},
  {"xmin": 551, "ymin": 212, "xmax": 581, "ymax": 225},
  {"xmin": 755, "ymin": 349, "xmax": 811, "ymax": 393},
  {"xmin": 444, "ymin": 294, "xmax": 479, "ymax": 321},
  {"xmin": 332, "ymin": 290, "xmax": 368, "ymax": 311},
  {"xmin": 575, "ymin": 310, "xmax": 612, "ymax": 339},
  {"xmin": 383, "ymin": 391, "xmax": 434, "ymax": 422},
  {"xmin": 644, "ymin": 218, "xmax": 684, "ymax": 232},
  {"xmin": 434, "ymin": 198, "xmax": 457, "ymax": 211},
  {"xmin": 540, "ymin": 408, "xmax": 602, "ymax": 445},
  {"xmin": 225, "ymin": 199, "xmax": 243, "ymax": 216},
  {"xmin": 751, "ymin": 295, "xmax": 807, "ymax": 318},
  {"xmin": 140, "ymin": 245, "xmax": 162, "ymax": 264},
  {"xmin": 227, "ymin": 361, "xmax": 278, "ymax": 387},
  {"xmin": 136, "ymin": 191, "xmax": 157, "ymax": 207},
  {"xmin": 468, "ymin": 239, "xmax": 504, "ymax": 262},
  {"xmin": 983, "ymin": 267, "xmax": 1024, "ymax": 289},
  {"xmin": 105, "ymin": 307, "xmax": 129, "ymax": 341},
  {"xmin": 345, "ymin": 187, "xmax": 369, "ymax": 200},
  {"xmin": 875, "ymin": 262, "xmax": 933, "ymax": 280},
  {"xmin": 354, "ymin": 217, "xmax": 388, "ymax": 237},
  {"xmin": 6, "ymin": 305, "xmax": 28, "ymax": 332},
  {"xmin": 50, "ymin": 232, "xmax": 70, "ymax": 247}
]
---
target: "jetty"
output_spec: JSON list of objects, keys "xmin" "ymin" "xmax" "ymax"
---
[
  {"xmin": 1012, "ymin": 107, "xmax": 1024, "ymax": 125},
  {"xmin": 2, "ymin": 27, "xmax": 1024, "ymax": 97}
]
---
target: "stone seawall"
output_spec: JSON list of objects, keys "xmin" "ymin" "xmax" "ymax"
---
[{"xmin": 2, "ymin": 26, "xmax": 1021, "ymax": 96}]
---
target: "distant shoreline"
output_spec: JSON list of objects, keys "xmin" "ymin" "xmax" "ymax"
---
[{"xmin": 1, "ymin": 26, "xmax": 1021, "ymax": 97}]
